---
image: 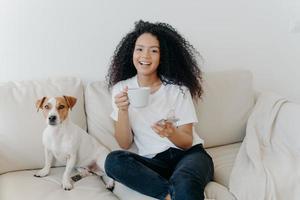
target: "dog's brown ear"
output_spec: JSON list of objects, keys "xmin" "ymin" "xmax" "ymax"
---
[
  {"xmin": 63, "ymin": 96, "xmax": 77, "ymax": 110},
  {"xmin": 36, "ymin": 97, "xmax": 47, "ymax": 112}
]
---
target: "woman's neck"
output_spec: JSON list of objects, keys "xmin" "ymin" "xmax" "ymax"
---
[
  {"xmin": 137, "ymin": 74, "xmax": 162, "ymax": 94},
  {"xmin": 137, "ymin": 74, "xmax": 161, "ymax": 88}
]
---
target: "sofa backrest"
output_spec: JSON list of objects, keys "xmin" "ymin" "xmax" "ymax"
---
[
  {"xmin": 194, "ymin": 70, "xmax": 255, "ymax": 147},
  {"xmin": 0, "ymin": 77, "xmax": 86, "ymax": 174},
  {"xmin": 0, "ymin": 70, "xmax": 254, "ymax": 174},
  {"xmin": 85, "ymin": 70, "xmax": 255, "ymax": 150}
]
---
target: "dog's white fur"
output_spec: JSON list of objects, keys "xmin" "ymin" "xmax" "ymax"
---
[{"xmin": 34, "ymin": 96, "xmax": 114, "ymax": 190}]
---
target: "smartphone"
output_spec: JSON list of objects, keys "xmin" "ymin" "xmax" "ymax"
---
[{"xmin": 156, "ymin": 118, "xmax": 179, "ymax": 126}]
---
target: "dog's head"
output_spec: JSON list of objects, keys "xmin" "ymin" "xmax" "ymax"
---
[{"xmin": 36, "ymin": 96, "xmax": 77, "ymax": 126}]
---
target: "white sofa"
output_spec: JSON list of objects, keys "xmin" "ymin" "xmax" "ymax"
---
[{"xmin": 0, "ymin": 70, "xmax": 255, "ymax": 200}]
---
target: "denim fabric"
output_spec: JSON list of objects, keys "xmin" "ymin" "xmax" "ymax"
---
[{"xmin": 105, "ymin": 144, "xmax": 214, "ymax": 200}]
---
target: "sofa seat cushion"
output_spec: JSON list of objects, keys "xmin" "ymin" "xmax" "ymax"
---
[
  {"xmin": 113, "ymin": 182, "xmax": 156, "ymax": 200},
  {"xmin": 113, "ymin": 180, "xmax": 235, "ymax": 200},
  {"xmin": 0, "ymin": 169, "xmax": 237, "ymax": 200},
  {"xmin": 206, "ymin": 142, "xmax": 241, "ymax": 187},
  {"xmin": 0, "ymin": 167, "xmax": 118, "ymax": 200},
  {"xmin": 204, "ymin": 181, "xmax": 236, "ymax": 200}
]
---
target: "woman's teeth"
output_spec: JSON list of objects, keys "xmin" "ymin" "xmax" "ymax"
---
[{"xmin": 139, "ymin": 61, "xmax": 151, "ymax": 65}]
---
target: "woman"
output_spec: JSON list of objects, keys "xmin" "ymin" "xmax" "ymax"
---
[{"xmin": 105, "ymin": 20, "xmax": 214, "ymax": 200}]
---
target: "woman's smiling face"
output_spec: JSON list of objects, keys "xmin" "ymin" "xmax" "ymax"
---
[{"xmin": 133, "ymin": 33, "xmax": 160, "ymax": 76}]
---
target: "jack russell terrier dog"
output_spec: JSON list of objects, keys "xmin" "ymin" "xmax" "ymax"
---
[{"xmin": 34, "ymin": 95, "xmax": 114, "ymax": 190}]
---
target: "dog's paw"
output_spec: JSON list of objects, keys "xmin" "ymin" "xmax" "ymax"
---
[
  {"xmin": 105, "ymin": 178, "xmax": 115, "ymax": 191},
  {"xmin": 62, "ymin": 179, "xmax": 73, "ymax": 191},
  {"xmin": 34, "ymin": 169, "xmax": 49, "ymax": 177}
]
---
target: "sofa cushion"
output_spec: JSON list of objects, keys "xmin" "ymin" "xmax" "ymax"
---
[
  {"xmin": 194, "ymin": 70, "xmax": 254, "ymax": 148},
  {"xmin": 206, "ymin": 142, "xmax": 241, "ymax": 187},
  {"xmin": 112, "ymin": 181, "xmax": 233, "ymax": 200},
  {"xmin": 0, "ymin": 168, "xmax": 118, "ymax": 200},
  {"xmin": 0, "ymin": 168, "xmax": 229, "ymax": 200},
  {"xmin": 0, "ymin": 77, "xmax": 86, "ymax": 174},
  {"xmin": 204, "ymin": 181, "xmax": 236, "ymax": 200},
  {"xmin": 113, "ymin": 182, "xmax": 156, "ymax": 200},
  {"xmin": 85, "ymin": 81, "xmax": 120, "ymax": 151}
]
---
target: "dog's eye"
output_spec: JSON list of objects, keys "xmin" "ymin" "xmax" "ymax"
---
[
  {"xmin": 58, "ymin": 105, "xmax": 65, "ymax": 110},
  {"xmin": 44, "ymin": 105, "xmax": 49, "ymax": 109}
]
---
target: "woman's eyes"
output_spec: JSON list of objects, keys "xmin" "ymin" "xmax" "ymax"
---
[{"xmin": 135, "ymin": 48, "xmax": 159, "ymax": 53}]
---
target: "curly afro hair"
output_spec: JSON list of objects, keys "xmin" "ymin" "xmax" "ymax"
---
[{"xmin": 106, "ymin": 20, "xmax": 203, "ymax": 100}]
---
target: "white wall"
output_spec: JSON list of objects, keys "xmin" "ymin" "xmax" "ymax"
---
[{"xmin": 0, "ymin": 0, "xmax": 299, "ymax": 102}]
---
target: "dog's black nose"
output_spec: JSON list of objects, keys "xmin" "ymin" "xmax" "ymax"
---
[{"xmin": 48, "ymin": 115, "xmax": 57, "ymax": 122}]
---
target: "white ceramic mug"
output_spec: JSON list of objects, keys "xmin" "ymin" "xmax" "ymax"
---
[{"xmin": 127, "ymin": 87, "xmax": 150, "ymax": 108}]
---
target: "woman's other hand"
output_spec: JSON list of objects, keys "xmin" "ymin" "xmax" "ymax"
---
[
  {"xmin": 151, "ymin": 121, "xmax": 176, "ymax": 138},
  {"xmin": 152, "ymin": 122, "xmax": 193, "ymax": 149}
]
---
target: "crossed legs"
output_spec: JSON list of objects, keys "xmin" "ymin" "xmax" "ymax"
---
[{"xmin": 105, "ymin": 144, "xmax": 213, "ymax": 200}]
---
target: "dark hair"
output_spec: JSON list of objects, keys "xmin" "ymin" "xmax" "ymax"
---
[{"xmin": 106, "ymin": 20, "xmax": 203, "ymax": 99}]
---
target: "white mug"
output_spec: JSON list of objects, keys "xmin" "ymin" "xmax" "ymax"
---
[{"xmin": 127, "ymin": 87, "xmax": 150, "ymax": 108}]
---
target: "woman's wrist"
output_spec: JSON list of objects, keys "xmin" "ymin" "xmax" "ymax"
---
[{"xmin": 118, "ymin": 109, "xmax": 129, "ymax": 114}]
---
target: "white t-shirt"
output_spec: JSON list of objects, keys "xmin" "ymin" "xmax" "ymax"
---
[{"xmin": 111, "ymin": 75, "xmax": 203, "ymax": 158}]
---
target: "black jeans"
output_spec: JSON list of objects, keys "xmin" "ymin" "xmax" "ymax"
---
[{"xmin": 105, "ymin": 144, "xmax": 214, "ymax": 200}]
